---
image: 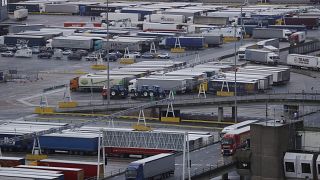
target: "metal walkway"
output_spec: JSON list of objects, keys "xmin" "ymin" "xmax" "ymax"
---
[{"xmin": 57, "ymin": 92, "xmax": 320, "ymax": 113}]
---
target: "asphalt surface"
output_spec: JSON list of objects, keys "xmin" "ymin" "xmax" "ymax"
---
[
  {"xmin": 1, "ymin": 14, "xmax": 320, "ymax": 180},
  {"xmin": 108, "ymin": 143, "xmax": 231, "ymax": 180}
]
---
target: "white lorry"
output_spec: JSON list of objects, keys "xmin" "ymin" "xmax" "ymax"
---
[
  {"xmin": 15, "ymin": 48, "xmax": 32, "ymax": 58},
  {"xmin": 14, "ymin": 9, "xmax": 28, "ymax": 21},
  {"xmin": 245, "ymin": 49, "xmax": 279, "ymax": 65}
]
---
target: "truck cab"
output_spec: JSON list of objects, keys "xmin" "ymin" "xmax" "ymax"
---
[
  {"xmin": 128, "ymin": 79, "xmax": 137, "ymax": 93},
  {"xmin": 267, "ymin": 52, "xmax": 280, "ymax": 65},
  {"xmin": 102, "ymin": 84, "xmax": 128, "ymax": 99},
  {"xmin": 125, "ymin": 163, "xmax": 143, "ymax": 180}
]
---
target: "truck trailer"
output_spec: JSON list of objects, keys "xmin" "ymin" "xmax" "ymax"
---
[
  {"xmin": 14, "ymin": 9, "xmax": 28, "ymax": 21},
  {"xmin": 287, "ymin": 54, "xmax": 320, "ymax": 70},
  {"xmin": 164, "ymin": 37, "xmax": 204, "ymax": 49},
  {"xmin": 284, "ymin": 17, "xmax": 319, "ymax": 29},
  {"xmin": 245, "ymin": 49, "xmax": 279, "ymax": 65},
  {"xmin": 125, "ymin": 153, "xmax": 175, "ymax": 180},
  {"xmin": 252, "ymin": 28, "xmax": 292, "ymax": 41}
]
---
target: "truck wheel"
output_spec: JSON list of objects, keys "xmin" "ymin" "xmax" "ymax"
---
[
  {"xmin": 143, "ymin": 91, "xmax": 148, "ymax": 97},
  {"xmin": 134, "ymin": 92, "xmax": 139, "ymax": 96},
  {"xmin": 121, "ymin": 92, "xmax": 125, "ymax": 96},
  {"xmin": 159, "ymin": 94, "xmax": 163, "ymax": 99},
  {"xmin": 111, "ymin": 91, "xmax": 116, "ymax": 96},
  {"xmin": 149, "ymin": 92, "xmax": 154, "ymax": 97}
]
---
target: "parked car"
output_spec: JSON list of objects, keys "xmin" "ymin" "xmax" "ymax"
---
[
  {"xmin": 68, "ymin": 52, "xmax": 82, "ymax": 60},
  {"xmin": 62, "ymin": 50, "xmax": 72, "ymax": 55},
  {"xmin": 7, "ymin": 46, "xmax": 17, "ymax": 52},
  {"xmin": 76, "ymin": 49, "xmax": 89, "ymax": 56},
  {"xmin": 38, "ymin": 52, "xmax": 52, "ymax": 59},
  {"xmin": 133, "ymin": 51, "xmax": 141, "ymax": 58},
  {"xmin": 103, "ymin": 54, "xmax": 118, "ymax": 62},
  {"xmin": 158, "ymin": 53, "xmax": 170, "ymax": 59},
  {"xmin": 142, "ymin": 52, "xmax": 155, "ymax": 59},
  {"xmin": 1, "ymin": 51, "xmax": 14, "ymax": 57},
  {"xmin": 0, "ymin": 46, "xmax": 8, "ymax": 52},
  {"xmin": 32, "ymin": 46, "xmax": 40, "ymax": 54},
  {"xmin": 111, "ymin": 51, "xmax": 123, "ymax": 58},
  {"xmin": 85, "ymin": 54, "xmax": 98, "ymax": 61}
]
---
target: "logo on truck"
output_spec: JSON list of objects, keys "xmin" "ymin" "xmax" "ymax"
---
[
  {"xmin": 17, "ymin": 39, "xmax": 29, "ymax": 45},
  {"xmin": 161, "ymin": 16, "xmax": 175, "ymax": 22},
  {"xmin": 80, "ymin": 79, "xmax": 88, "ymax": 85},
  {"xmin": 294, "ymin": 57, "xmax": 310, "ymax": 64}
]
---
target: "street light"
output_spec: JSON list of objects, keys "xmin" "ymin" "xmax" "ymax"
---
[
  {"xmin": 233, "ymin": 23, "xmax": 238, "ymax": 123},
  {"xmin": 106, "ymin": 0, "xmax": 110, "ymax": 106}
]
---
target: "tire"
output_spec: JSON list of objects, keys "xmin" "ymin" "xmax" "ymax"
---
[
  {"xmin": 130, "ymin": 89, "xmax": 135, "ymax": 93},
  {"xmin": 134, "ymin": 92, "xmax": 139, "ymax": 97},
  {"xmin": 159, "ymin": 94, "xmax": 163, "ymax": 99},
  {"xmin": 143, "ymin": 91, "xmax": 148, "ymax": 97},
  {"xmin": 111, "ymin": 91, "xmax": 116, "ymax": 96},
  {"xmin": 121, "ymin": 91, "xmax": 125, "ymax": 96},
  {"xmin": 149, "ymin": 92, "xmax": 154, "ymax": 97}
]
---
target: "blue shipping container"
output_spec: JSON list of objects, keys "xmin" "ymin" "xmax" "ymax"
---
[
  {"xmin": 4, "ymin": 35, "xmax": 46, "ymax": 47},
  {"xmin": 8, "ymin": 3, "xmax": 40, "ymax": 12},
  {"xmin": 39, "ymin": 135, "xmax": 99, "ymax": 152},
  {"xmin": 208, "ymin": 80, "xmax": 259, "ymax": 95},
  {"xmin": 238, "ymin": 17, "xmax": 275, "ymax": 26},
  {"xmin": 165, "ymin": 37, "xmax": 204, "ymax": 49}
]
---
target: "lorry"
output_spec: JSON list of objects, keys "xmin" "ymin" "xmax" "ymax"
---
[
  {"xmin": 287, "ymin": 54, "xmax": 320, "ymax": 70},
  {"xmin": 187, "ymin": 34, "xmax": 223, "ymax": 47},
  {"xmin": 51, "ymin": 36, "xmax": 102, "ymax": 51},
  {"xmin": 102, "ymin": 84, "xmax": 128, "ymax": 99},
  {"xmin": 14, "ymin": 9, "xmax": 28, "ymax": 21},
  {"xmin": 288, "ymin": 31, "xmax": 306, "ymax": 46},
  {"xmin": 129, "ymin": 77, "xmax": 187, "ymax": 94},
  {"xmin": 101, "ymin": 12, "xmax": 141, "ymax": 23},
  {"xmin": 125, "ymin": 153, "xmax": 175, "ymax": 180},
  {"xmin": 245, "ymin": 49, "xmax": 279, "ymax": 65},
  {"xmin": 221, "ymin": 126, "xmax": 250, "ymax": 156},
  {"xmin": 237, "ymin": 43, "xmax": 257, "ymax": 60},
  {"xmin": 70, "ymin": 74, "xmax": 133, "ymax": 92},
  {"xmin": 15, "ymin": 48, "xmax": 32, "ymax": 58},
  {"xmin": 164, "ymin": 37, "xmax": 204, "ymax": 49},
  {"xmin": 252, "ymin": 28, "xmax": 292, "ymax": 41}
]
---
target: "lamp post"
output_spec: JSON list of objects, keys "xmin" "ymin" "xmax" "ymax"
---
[
  {"xmin": 106, "ymin": 0, "xmax": 110, "ymax": 106},
  {"xmin": 234, "ymin": 23, "xmax": 238, "ymax": 123}
]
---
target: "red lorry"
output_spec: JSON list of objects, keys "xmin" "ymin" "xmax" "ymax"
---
[{"xmin": 221, "ymin": 126, "xmax": 250, "ymax": 156}]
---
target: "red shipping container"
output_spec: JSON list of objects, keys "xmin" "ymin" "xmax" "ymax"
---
[
  {"xmin": 38, "ymin": 159, "xmax": 103, "ymax": 179},
  {"xmin": 64, "ymin": 22, "xmax": 86, "ymax": 27},
  {"xmin": 0, "ymin": 157, "xmax": 25, "ymax": 167},
  {"xmin": 16, "ymin": 165, "xmax": 84, "ymax": 180}
]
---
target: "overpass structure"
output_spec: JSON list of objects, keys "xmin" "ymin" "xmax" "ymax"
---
[{"xmin": 57, "ymin": 92, "xmax": 320, "ymax": 112}]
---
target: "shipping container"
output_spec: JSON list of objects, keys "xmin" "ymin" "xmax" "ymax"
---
[
  {"xmin": 287, "ymin": 54, "xmax": 320, "ymax": 70},
  {"xmin": 208, "ymin": 79, "xmax": 259, "ymax": 95},
  {"xmin": 8, "ymin": 3, "xmax": 44, "ymax": 13},
  {"xmin": 268, "ymin": 25, "xmax": 307, "ymax": 33},
  {"xmin": 101, "ymin": 12, "xmax": 141, "ymax": 22},
  {"xmin": 44, "ymin": 4, "xmax": 79, "ymax": 14},
  {"xmin": 38, "ymin": 159, "xmax": 104, "ymax": 179},
  {"xmin": 84, "ymin": 5, "xmax": 116, "ymax": 16},
  {"xmin": 238, "ymin": 17, "xmax": 276, "ymax": 26},
  {"xmin": 17, "ymin": 165, "xmax": 84, "ymax": 180},
  {"xmin": 4, "ymin": 35, "xmax": 46, "ymax": 46},
  {"xmin": 252, "ymin": 28, "xmax": 292, "ymax": 41},
  {"xmin": 121, "ymin": 8, "xmax": 156, "ymax": 20},
  {"xmin": 146, "ymin": 14, "xmax": 186, "ymax": 23},
  {"xmin": 284, "ymin": 17, "xmax": 319, "ymax": 29},
  {"xmin": 8, "ymin": 24, "xmax": 45, "ymax": 34},
  {"xmin": 0, "ymin": 157, "xmax": 25, "ymax": 167},
  {"xmin": 187, "ymin": 34, "xmax": 223, "ymax": 47},
  {"xmin": 51, "ymin": 36, "xmax": 102, "ymax": 50},
  {"xmin": 40, "ymin": 133, "xmax": 99, "ymax": 154},
  {"xmin": 193, "ymin": 16, "xmax": 229, "ymax": 26},
  {"xmin": 164, "ymin": 36, "xmax": 204, "ymax": 49},
  {"xmin": 143, "ymin": 22, "xmax": 183, "ymax": 32}
]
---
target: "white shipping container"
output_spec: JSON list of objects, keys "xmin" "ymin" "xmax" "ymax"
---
[
  {"xmin": 101, "ymin": 12, "xmax": 140, "ymax": 23},
  {"xmin": 44, "ymin": 4, "xmax": 79, "ymax": 13},
  {"xmin": 287, "ymin": 54, "xmax": 320, "ymax": 69},
  {"xmin": 146, "ymin": 14, "xmax": 186, "ymax": 23},
  {"xmin": 13, "ymin": 9, "xmax": 28, "ymax": 20},
  {"xmin": 143, "ymin": 22, "xmax": 181, "ymax": 31}
]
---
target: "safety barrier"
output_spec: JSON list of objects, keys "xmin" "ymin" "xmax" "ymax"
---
[
  {"xmin": 119, "ymin": 58, "xmax": 135, "ymax": 64},
  {"xmin": 171, "ymin": 47, "xmax": 185, "ymax": 53},
  {"xmin": 91, "ymin": 64, "xmax": 107, "ymax": 70}
]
